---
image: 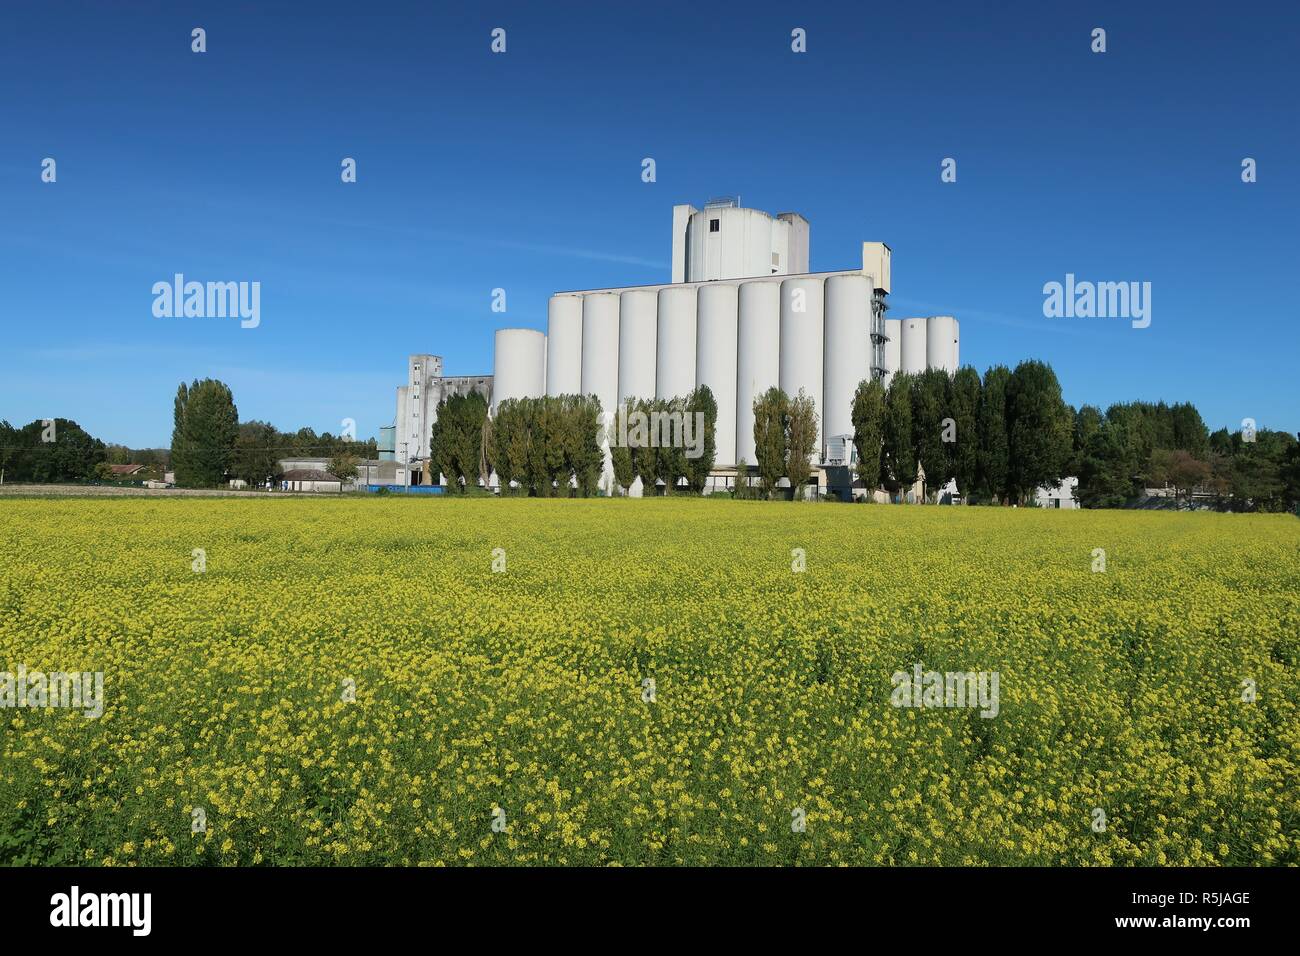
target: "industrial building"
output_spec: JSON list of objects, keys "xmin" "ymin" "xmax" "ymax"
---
[
  {"xmin": 380, "ymin": 354, "xmax": 492, "ymax": 486},
  {"xmin": 385, "ymin": 199, "xmax": 960, "ymax": 494},
  {"xmin": 491, "ymin": 198, "xmax": 959, "ymax": 494}
]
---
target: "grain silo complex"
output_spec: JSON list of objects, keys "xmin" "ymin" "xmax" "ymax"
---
[{"xmin": 486, "ymin": 198, "xmax": 960, "ymax": 494}]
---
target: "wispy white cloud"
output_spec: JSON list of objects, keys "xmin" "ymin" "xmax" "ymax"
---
[{"xmin": 138, "ymin": 190, "xmax": 670, "ymax": 270}]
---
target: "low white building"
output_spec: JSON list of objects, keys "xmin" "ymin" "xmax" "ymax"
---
[
  {"xmin": 1035, "ymin": 477, "xmax": 1080, "ymax": 509},
  {"xmin": 280, "ymin": 469, "xmax": 343, "ymax": 493}
]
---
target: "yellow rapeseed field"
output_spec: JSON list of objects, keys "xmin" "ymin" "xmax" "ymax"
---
[{"xmin": 0, "ymin": 497, "xmax": 1296, "ymax": 866}]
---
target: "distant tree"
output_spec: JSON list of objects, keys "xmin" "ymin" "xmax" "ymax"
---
[
  {"xmin": 430, "ymin": 391, "xmax": 488, "ymax": 492},
  {"xmin": 291, "ymin": 427, "xmax": 319, "ymax": 455},
  {"xmin": 1284, "ymin": 438, "xmax": 1300, "ymax": 510},
  {"xmin": 609, "ymin": 401, "xmax": 636, "ymax": 496},
  {"xmin": 1148, "ymin": 448, "xmax": 1211, "ymax": 508},
  {"xmin": 171, "ymin": 379, "xmax": 238, "ymax": 487},
  {"xmin": 105, "ymin": 444, "xmax": 132, "ymax": 466},
  {"xmin": 683, "ymin": 385, "xmax": 718, "ymax": 494},
  {"xmin": 785, "ymin": 388, "xmax": 818, "ymax": 498},
  {"xmin": 1005, "ymin": 360, "xmax": 1071, "ymax": 504},
  {"xmin": 572, "ymin": 395, "xmax": 605, "ymax": 497},
  {"xmin": 491, "ymin": 399, "xmax": 528, "ymax": 494},
  {"xmin": 0, "ymin": 420, "xmax": 16, "ymax": 480},
  {"xmin": 232, "ymin": 420, "xmax": 281, "ymax": 487},
  {"xmin": 850, "ymin": 378, "xmax": 886, "ymax": 492},
  {"xmin": 428, "ymin": 399, "xmax": 453, "ymax": 489},
  {"xmin": 520, "ymin": 398, "xmax": 550, "ymax": 496},
  {"xmin": 94, "ymin": 461, "xmax": 115, "ymax": 481},
  {"xmin": 948, "ymin": 367, "xmax": 981, "ymax": 502},
  {"xmin": 911, "ymin": 368, "xmax": 952, "ymax": 501},
  {"xmin": 1071, "ymin": 398, "xmax": 1221, "ymax": 509},
  {"xmin": 1208, "ymin": 427, "xmax": 1236, "ymax": 459},
  {"xmin": 1070, "ymin": 405, "xmax": 1104, "ymax": 477},
  {"xmin": 1222, "ymin": 429, "xmax": 1293, "ymax": 512},
  {"xmin": 632, "ymin": 397, "xmax": 660, "ymax": 496},
  {"xmin": 2, "ymin": 418, "xmax": 106, "ymax": 483},
  {"xmin": 171, "ymin": 383, "xmax": 191, "ymax": 479},
  {"xmin": 752, "ymin": 387, "xmax": 789, "ymax": 499},
  {"xmin": 1077, "ymin": 421, "xmax": 1140, "ymax": 508},
  {"xmin": 654, "ymin": 397, "xmax": 689, "ymax": 494},
  {"xmin": 882, "ymin": 373, "xmax": 916, "ymax": 498},
  {"xmin": 1170, "ymin": 402, "xmax": 1210, "ymax": 460},
  {"xmin": 529, "ymin": 397, "xmax": 561, "ymax": 496},
  {"xmin": 1228, "ymin": 448, "xmax": 1285, "ymax": 511},
  {"xmin": 977, "ymin": 365, "xmax": 1011, "ymax": 503},
  {"xmin": 479, "ymin": 413, "xmax": 493, "ymax": 489},
  {"xmin": 328, "ymin": 452, "xmax": 360, "ymax": 483}
]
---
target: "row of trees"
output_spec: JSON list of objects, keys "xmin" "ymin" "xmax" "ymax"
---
[
  {"xmin": 743, "ymin": 387, "xmax": 818, "ymax": 498},
  {"xmin": 488, "ymin": 394, "xmax": 606, "ymax": 496},
  {"xmin": 1074, "ymin": 400, "xmax": 1212, "ymax": 507},
  {"xmin": 9, "ymin": 369, "xmax": 1295, "ymax": 510},
  {"xmin": 1204, "ymin": 427, "xmax": 1300, "ymax": 512},
  {"xmin": 0, "ymin": 419, "xmax": 107, "ymax": 483},
  {"xmin": 835, "ymin": 364, "xmax": 1298, "ymax": 511},
  {"xmin": 426, "ymin": 391, "xmax": 603, "ymax": 496},
  {"xmin": 1073, "ymin": 401, "xmax": 1300, "ymax": 510},
  {"xmin": 426, "ymin": 388, "xmax": 724, "ymax": 497},
  {"xmin": 844, "ymin": 362, "xmax": 1074, "ymax": 504},
  {"xmin": 172, "ymin": 379, "xmax": 378, "ymax": 488},
  {"xmin": 429, "ymin": 391, "xmax": 494, "ymax": 492},
  {"xmin": 607, "ymin": 388, "xmax": 719, "ymax": 495}
]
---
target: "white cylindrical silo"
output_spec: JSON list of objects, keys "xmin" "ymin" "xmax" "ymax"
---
[
  {"xmin": 656, "ymin": 285, "xmax": 697, "ymax": 400},
  {"xmin": 899, "ymin": 317, "xmax": 928, "ymax": 375},
  {"xmin": 736, "ymin": 280, "xmax": 780, "ymax": 467},
  {"xmin": 924, "ymin": 315, "xmax": 959, "ymax": 373},
  {"xmin": 951, "ymin": 318, "xmax": 960, "ymax": 369},
  {"xmin": 580, "ymin": 293, "xmax": 620, "ymax": 416},
  {"xmin": 618, "ymin": 289, "xmax": 657, "ymax": 406},
  {"xmin": 883, "ymin": 318, "xmax": 901, "ymax": 390},
  {"xmin": 696, "ymin": 283, "xmax": 739, "ymax": 468},
  {"xmin": 493, "ymin": 328, "xmax": 546, "ymax": 413},
  {"xmin": 545, "ymin": 295, "xmax": 583, "ymax": 397},
  {"xmin": 823, "ymin": 274, "xmax": 871, "ymax": 452},
  {"xmin": 779, "ymin": 276, "xmax": 825, "ymax": 457}
]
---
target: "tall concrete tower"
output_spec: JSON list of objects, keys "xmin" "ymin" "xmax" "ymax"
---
[
  {"xmin": 395, "ymin": 354, "xmax": 442, "ymax": 467},
  {"xmin": 671, "ymin": 199, "xmax": 809, "ymax": 283}
]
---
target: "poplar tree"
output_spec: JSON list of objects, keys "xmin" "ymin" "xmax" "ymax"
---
[
  {"xmin": 882, "ymin": 373, "xmax": 916, "ymax": 498},
  {"xmin": 683, "ymin": 385, "xmax": 718, "ymax": 494},
  {"xmin": 978, "ymin": 366, "xmax": 1011, "ymax": 503},
  {"xmin": 948, "ymin": 367, "xmax": 981, "ymax": 502},
  {"xmin": 785, "ymin": 388, "xmax": 818, "ymax": 498},
  {"xmin": 171, "ymin": 379, "xmax": 238, "ymax": 487},
  {"xmin": 752, "ymin": 387, "xmax": 789, "ymax": 499},
  {"xmin": 851, "ymin": 378, "xmax": 886, "ymax": 492}
]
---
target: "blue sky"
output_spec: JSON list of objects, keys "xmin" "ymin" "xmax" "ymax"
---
[{"xmin": 1, "ymin": 0, "xmax": 1296, "ymax": 447}]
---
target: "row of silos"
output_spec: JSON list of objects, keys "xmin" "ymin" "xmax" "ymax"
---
[
  {"xmin": 888, "ymin": 315, "xmax": 960, "ymax": 383},
  {"xmin": 493, "ymin": 279, "xmax": 960, "ymax": 475}
]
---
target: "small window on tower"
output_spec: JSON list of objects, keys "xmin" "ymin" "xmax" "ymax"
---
[{"xmin": 709, "ymin": 219, "xmax": 720, "ymax": 232}]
